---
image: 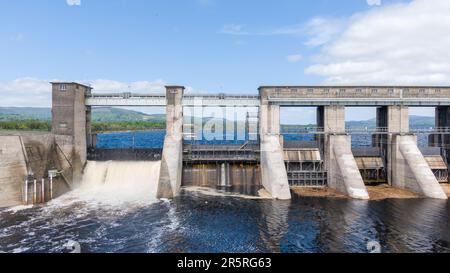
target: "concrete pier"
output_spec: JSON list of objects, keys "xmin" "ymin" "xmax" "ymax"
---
[
  {"xmin": 259, "ymin": 89, "xmax": 291, "ymax": 200},
  {"xmin": 51, "ymin": 82, "xmax": 92, "ymax": 185},
  {"xmin": 376, "ymin": 106, "xmax": 447, "ymax": 199},
  {"xmin": 260, "ymin": 135, "xmax": 291, "ymax": 199},
  {"xmin": 157, "ymin": 86, "xmax": 184, "ymax": 199},
  {"xmin": 0, "ymin": 134, "xmax": 74, "ymax": 207},
  {"xmin": 376, "ymin": 106, "xmax": 409, "ymax": 184},
  {"xmin": 318, "ymin": 106, "xmax": 369, "ymax": 199},
  {"xmin": 392, "ymin": 135, "xmax": 447, "ymax": 199},
  {"xmin": 327, "ymin": 135, "xmax": 370, "ymax": 199}
]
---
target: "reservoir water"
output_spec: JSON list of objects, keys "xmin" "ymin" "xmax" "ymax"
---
[{"xmin": 0, "ymin": 131, "xmax": 448, "ymax": 253}]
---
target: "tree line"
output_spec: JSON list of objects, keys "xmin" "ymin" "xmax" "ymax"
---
[{"xmin": 0, "ymin": 120, "xmax": 165, "ymax": 132}]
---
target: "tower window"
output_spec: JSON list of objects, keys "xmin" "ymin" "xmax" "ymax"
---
[
  {"xmin": 60, "ymin": 84, "xmax": 67, "ymax": 91},
  {"xmin": 59, "ymin": 122, "xmax": 68, "ymax": 129}
]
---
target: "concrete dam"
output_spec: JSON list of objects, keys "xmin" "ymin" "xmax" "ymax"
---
[{"xmin": 2, "ymin": 82, "xmax": 450, "ymax": 208}]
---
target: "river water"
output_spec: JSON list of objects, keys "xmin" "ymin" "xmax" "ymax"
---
[
  {"xmin": 0, "ymin": 131, "xmax": 448, "ymax": 253},
  {"xmin": 1, "ymin": 188, "xmax": 449, "ymax": 253}
]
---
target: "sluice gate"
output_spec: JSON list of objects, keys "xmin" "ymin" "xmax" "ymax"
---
[
  {"xmin": 283, "ymin": 142, "xmax": 327, "ymax": 187},
  {"xmin": 182, "ymin": 144, "xmax": 262, "ymax": 195}
]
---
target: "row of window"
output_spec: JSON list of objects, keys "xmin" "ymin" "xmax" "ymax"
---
[{"xmin": 279, "ymin": 88, "xmax": 443, "ymax": 93}]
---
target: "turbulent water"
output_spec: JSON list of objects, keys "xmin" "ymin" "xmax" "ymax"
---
[
  {"xmin": 79, "ymin": 161, "xmax": 161, "ymax": 205},
  {"xmin": 0, "ymin": 161, "xmax": 449, "ymax": 253},
  {"xmin": 0, "ymin": 132, "xmax": 448, "ymax": 253}
]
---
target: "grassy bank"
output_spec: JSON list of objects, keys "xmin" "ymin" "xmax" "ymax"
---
[
  {"xmin": 0, "ymin": 119, "xmax": 51, "ymax": 131},
  {"xmin": 0, "ymin": 120, "xmax": 166, "ymax": 133}
]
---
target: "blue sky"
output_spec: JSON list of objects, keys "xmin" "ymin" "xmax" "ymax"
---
[{"xmin": 1, "ymin": 0, "xmax": 449, "ymax": 123}]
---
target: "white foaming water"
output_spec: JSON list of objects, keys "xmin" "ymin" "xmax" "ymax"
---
[
  {"xmin": 0, "ymin": 160, "xmax": 164, "ymax": 253},
  {"xmin": 73, "ymin": 161, "xmax": 161, "ymax": 206}
]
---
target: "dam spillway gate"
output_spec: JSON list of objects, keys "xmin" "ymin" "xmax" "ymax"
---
[{"xmin": 48, "ymin": 83, "xmax": 450, "ymax": 202}]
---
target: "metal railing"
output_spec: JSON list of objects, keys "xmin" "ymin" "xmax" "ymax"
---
[
  {"xmin": 86, "ymin": 93, "xmax": 259, "ymax": 100},
  {"xmin": 281, "ymin": 127, "xmax": 450, "ymax": 135},
  {"xmin": 183, "ymin": 144, "xmax": 260, "ymax": 162}
]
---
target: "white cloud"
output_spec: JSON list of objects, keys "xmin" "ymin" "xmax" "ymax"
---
[
  {"xmin": 220, "ymin": 24, "xmax": 248, "ymax": 35},
  {"xmin": 0, "ymin": 78, "xmax": 52, "ymax": 107},
  {"xmin": 0, "ymin": 78, "xmax": 167, "ymax": 107},
  {"xmin": 303, "ymin": 17, "xmax": 346, "ymax": 46},
  {"xmin": 367, "ymin": 0, "xmax": 382, "ymax": 6},
  {"xmin": 220, "ymin": 17, "xmax": 345, "ymax": 47},
  {"xmin": 305, "ymin": 0, "xmax": 450, "ymax": 85},
  {"xmin": 66, "ymin": 0, "xmax": 81, "ymax": 6},
  {"xmin": 287, "ymin": 54, "xmax": 303, "ymax": 63}
]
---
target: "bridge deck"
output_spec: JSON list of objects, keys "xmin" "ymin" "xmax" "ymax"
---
[
  {"xmin": 86, "ymin": 86, "xmax": 450, "ymax": 106},
  {"xmin": 86, "ymin": 93, "xmax": 260, "ymax": 107}
]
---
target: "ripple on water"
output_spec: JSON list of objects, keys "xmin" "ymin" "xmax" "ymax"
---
[{"xmin": 0, "ymin": 191, "xmax": 449, "ymax": 253}]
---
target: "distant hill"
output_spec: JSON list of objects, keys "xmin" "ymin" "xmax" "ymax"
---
[
  {"xmin": 0, "ymin": 107, "xmax": 436, "ymax": 129},
  {"xmin": 0, "ymin": 107, "xmax": 165, "ymax": 122},
  {"xmin": 408, "ymin": 115, "xmax": 436, "ymax": 129},
  {"xmin": 92, "ymin": 107, "xmax": 165, "ymax": 122},
  {"xmin": 345, "ymin": 115, "xmax": 435, "ymax": 129},
  {"xmin": 0, "ymin": 107, "xmax": 52, "ymax": 120}
]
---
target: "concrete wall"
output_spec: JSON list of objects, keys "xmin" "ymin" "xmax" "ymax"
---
[
  {"xmin": 317, "ymin": 106, "xmax": 346, "ymax": 133},
  {"xmin": 317, "ymin": 106, "xmax": 369, "ymax": 199},
  {"xmin": 260, "ymin": 135, "xmax": 291, "ymax": 199},
  {"xmin": 379, "ymin": 106, "xmax": 409, "ymax": 133},
  {"xmin": 259, "ymin": 89, "xmax": 291, "ymax": 199},
  {"xmin": 157, "ymin": 86, "xmax": 184, "ymax": 198},
  {"xmin": 0, "ymin": 136, "xmax": 28, "ymax": 207},
  {"xmin": 326, "ymin": 135, "xmax": 369, "ymax": 199},
  {"xmin": 391, "ymin": 135, "xmax": 447, "ymax": 199},
  {"xmin": 260, "ymin": 104, "xmax": 280, "ymax": 135},
  {"xmin": 0, "ymin": 134, "xmax": 74, "ymax": 207},
  {"xmin": 375, "ymin": 106, "xmax": 410, "ymax": 185},
  {"xmin": 52, "ymin": 82, "xmax": 91, "ymax": 185},
  {"xmin": 317, "ymin": 105, "xmax": 346, "ymax": 157}
]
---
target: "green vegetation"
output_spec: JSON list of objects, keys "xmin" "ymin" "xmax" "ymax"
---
[
  {"xmin": 0, "ymin": 120, "xmax": 165, "ymax": 133},
  {"xmin": 0, "ymin": 107, "xmax": 167, "ymax": 132},
  {"xmin": 0, "ymin": 119, "xmax": 51, "ymax": 131},
  {"xmin": 91, "ymin": 121, "xmax": 165, "ymax": 133}
]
